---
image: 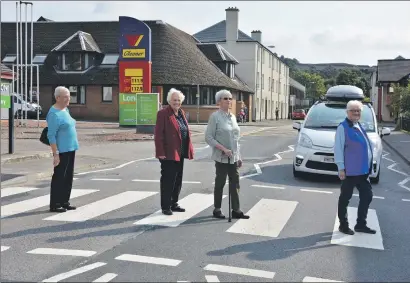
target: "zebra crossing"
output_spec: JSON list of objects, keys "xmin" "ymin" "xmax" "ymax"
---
[{"xmin": 1, "ymin": 183, "xmax": 390, "ymax": 251}]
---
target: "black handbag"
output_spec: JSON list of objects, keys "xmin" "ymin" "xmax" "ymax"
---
[{"xmin": 39, "ymin": 127, "xmax": 50, "ymax": 145}]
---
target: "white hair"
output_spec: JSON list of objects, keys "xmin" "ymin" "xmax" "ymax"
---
[
  {"xmin": 346, "ymin": 100, "xmax": 363, "ymax": 111},
  {"xmin": 54, "ymin": 86, "xmax": 70, "ymax": 98},
  {"xmin": 167, "ymin": 88, "xmax": 185, "ymax": 103},
  {"xmin": 215, "ymin": 89, "xmax": 232, "ymax": 103}
]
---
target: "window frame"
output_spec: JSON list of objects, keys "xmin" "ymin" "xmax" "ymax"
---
[{"xmin": 101, "ymin": 86, "xmax": 113, "ymax": 102}]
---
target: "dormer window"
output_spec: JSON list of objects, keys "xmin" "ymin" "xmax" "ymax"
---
[
  {"xmin": 2, "ymin": 54, "xmax": 16, "ymax": 65},
  {"xmin": 229, "ymin": 64, "xmax": 235, "ymax": 79},
  {"xmin": 62, "ymin": 53, "xmax": 89, "ymax": 71}
]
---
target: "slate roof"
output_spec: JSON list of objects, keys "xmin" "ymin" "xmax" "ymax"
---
[
  {"xmin": 197, "ymin": 43, "xmax": 239, "ymax": 63},
  {"xmin": 193, "ymin": 20, "xmax": 254, "ymax": 42},
  {"xmin": 193, "ymin": 19, "xmax": 289, "ymax": 68},
  {"xmin": 377, "ymin": 59, "xmax": 410, "ymax": 82},
  {"xmin": 1, "ymin": 63, "xmax": 13, "ymax": 74},
  {"xmin": 0, "ymin": 20, "xmax": 253, "ymax": 93}
]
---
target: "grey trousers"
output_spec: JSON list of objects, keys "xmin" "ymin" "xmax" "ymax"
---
[{"xmin": 213, "ymin": 161, "xmax": 240, "ymax": 211}]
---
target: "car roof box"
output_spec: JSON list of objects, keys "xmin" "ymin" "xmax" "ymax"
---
[{"xmin": 325, "ymin": 85, "xmax": 364, "ymax": 101}]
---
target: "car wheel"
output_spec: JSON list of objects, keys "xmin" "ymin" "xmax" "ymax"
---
[{"xmin": 293, "ymin": 163, "xmax": 303, "ymax": 178}]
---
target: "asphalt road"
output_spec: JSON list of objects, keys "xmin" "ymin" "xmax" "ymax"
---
[{"xmin": 1, "ymin": 124, "xmax": 410, "ymax": 282}]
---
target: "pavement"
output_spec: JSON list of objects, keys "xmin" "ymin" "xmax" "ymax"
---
[
  {"xmin": 1, "ymin": 122, "xmax": 410, "ymax": 282},
  {"xmin": 382, "ymin": 130, "xmax": 410, "ymax": 166}
]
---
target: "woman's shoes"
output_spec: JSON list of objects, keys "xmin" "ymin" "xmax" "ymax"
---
[{"xmin": 213, "ymin": 209, "xmax": 250, "ymax": 219}]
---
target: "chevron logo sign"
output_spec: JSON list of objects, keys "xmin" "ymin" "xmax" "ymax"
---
[{"xmin": 126, "ymin": 35, "xmax": 144, "ymax": 47}]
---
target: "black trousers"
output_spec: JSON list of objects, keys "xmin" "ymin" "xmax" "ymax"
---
[
  {"xmin": 159, "ymin": 158, "xmax": 184, "ymax": 210},
  {"xmin": 50, "ymin": 151, "xmax": 76, "ymax": 209},
  {"xmin": 214, "ymin": 161, "xmax": 240, "ymax": 211},
  {"xmin": 338, "ymin": 174, "xmax": 373, "ymax": 227}
]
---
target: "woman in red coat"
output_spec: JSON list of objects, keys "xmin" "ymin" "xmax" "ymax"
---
[{"xmin": 154, "ymin": 88, "xmax": 194, "ymax": 215}]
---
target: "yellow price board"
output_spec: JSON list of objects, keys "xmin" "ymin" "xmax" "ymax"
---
[
  {"xmin": 131, "ymin": 85, "xmax": 143, "ymax": 93},
  {"xmin": 131, "ymin": 77, "xmax": 143, "ymax": 85}
]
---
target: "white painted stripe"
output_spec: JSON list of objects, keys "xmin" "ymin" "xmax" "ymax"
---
[
  {"xmin": 92, "ymin": 273, "xmax": 117, "ymax": 282},
  {"xmin": 205, "ymin": 275, "xmax": 220, "ymax": 282},
  {"xmin": 1, "ymin": 187, "xmax": 39, "ymax": 198},
  {"xmin": 227, "ymin": 199, "xmax": 298, "ymax": 237},
  {"xmin": 134, "ymin": 193, "xmax": 224, "ymax": 227},
  {"xmin": 1, "ymin": 189, "xmax": 98, "ymax": 218},
  {"xmin": 73, "ymin": 178, "xmax": 79, "ymax": 180},
  {"xmin": 353, "ymin": 194, "xmax": 384, "ymax": 200},
  {"xmin": 132, "ymin": 179, "xmax": 201, "ymax": 184},
  {"xmin": 1, "ymin": 246, "xmax": 10, "ymax": 252},
  {"xmin": 402, "ymin": 199, "xmax": 410, "ymax": 202},
  {"xmin": 251, "ymin": 185, "xmax": 285, "ymax": 190},
  {"xmin": 27, "ymin": 248, "xmax": 96, "ymax": 257},
  {"xmin": 90, "ymin": 178, "xmax": 121, "ymax": 181},
  {"xmin": 203, "ymin": 264, "xmax": 275, "ymax": 279},
  {"xmin": 75, "ymin": 156, "xmax": 155, "ymax": 175},
  {"xmin": 331, "ymin": 207, "xmax": 384, "ymax": 250},
  {"xmin": 254, "ymin": 164, "xmax": 262, "ymax": 174},
  {"xmin": 44, "ymin": 191, "xmax": 157, "ymax": 222},
  {"xmin": 300, "ymin": 189, "xmax": 332, "ymax": 194},
  {"xmin": 302, "ymin": 276, "xmax": 343, "ymax": 282},
  {"xmin": 42, "ymin": 262, "xmax": 107, "ymax": 282},
  {"xmin": 115, "ymin": 254, "xmax": 181, "ymax": 266}
]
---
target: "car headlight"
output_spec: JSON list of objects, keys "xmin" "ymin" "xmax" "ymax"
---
[{"xmin": 299, "ymin": 133, "xmax": 313, "ymax": 148}]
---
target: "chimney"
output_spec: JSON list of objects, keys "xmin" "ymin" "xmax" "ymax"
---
[
  {"xmin": 225, "ymin": 7, "xmax": 239, "ymax": 42},
  {"xmin": 251, "ymin": 30, "xmax": 262, "ymax": 42}
]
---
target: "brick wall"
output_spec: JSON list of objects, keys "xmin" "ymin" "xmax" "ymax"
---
[{"xmin": 39, "ymin": 85, "xmax": 119, "ymax": 121}]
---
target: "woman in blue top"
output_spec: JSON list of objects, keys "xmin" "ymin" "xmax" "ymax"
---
[{"xmin": 46, "ymin": 86, "xmax": 79, "ymax": 213}]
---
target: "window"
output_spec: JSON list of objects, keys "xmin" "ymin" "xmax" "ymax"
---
[
  {"xmin": 268, "ymin": 76, "xmax": 271, "ymax": 91},
  {"xmin": 229, "ymin": 64, "xmax": 235, "ymax": 79},
  {"xmin": 32, "ymin": 54, "xmax": 47, "ymax": 65},
  {"xmin": 304, "ymin": 103, "xmax": 376, "ymax": 132},
  {"xmin": 101, "ymin": 54, "xmax": 119, "ymax": 65},
  {"xmin": 2, "ymin": 55, "xmax": 16, "ymax": 64},
  {"xmin": 262, "ymin": 74, "xmax": 264, "ymax": 89},
  {"xmin": 68, "ymin": 86, "xmax": 86, "ymax": 104},
  {"xmin": 257, "ymin": 46, "xmax": 260, "ymax": 62},
  {"xmin": 201, "ymin": 87, "xmax": 211, "ymax": 105},
  {"xmin": 61, "ymin": 53, "xmax": 88, "ymax": 71},
  {"xmin": 102, "ymin": 86, "xmax": 113, "ymax": 102},
  {"xmin": 256, "ymin": 72, "xmax": 260, "ymax": 89}
]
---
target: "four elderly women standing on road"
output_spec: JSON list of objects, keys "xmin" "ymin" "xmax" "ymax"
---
[{"xmin": 154, "ymin": 88, "xmax": 194, "ymax": 216}]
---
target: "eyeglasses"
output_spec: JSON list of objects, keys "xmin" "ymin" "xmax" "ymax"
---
[
  {"xmin": 348, "ymin": 109, "xmax": 361, "ymax": 113},
  {"xmin": 223, "ymin": 97, "xmax": 232, "ymax": 100}
]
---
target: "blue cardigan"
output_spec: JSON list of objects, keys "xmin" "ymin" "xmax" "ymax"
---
[{"xmin": 46, "ymin": 106, "xmax": 79, "ymax": 153}]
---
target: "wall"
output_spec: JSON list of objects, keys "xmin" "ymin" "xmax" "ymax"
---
[{"xmin": 38, "ymin": 85, "xmax": 119, "ymax": 121}]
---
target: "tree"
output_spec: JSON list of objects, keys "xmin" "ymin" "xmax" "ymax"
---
[
  {"xmin": 293, "ymin": 70, "xmax": 327, "ymax": 99},
  {"xmin": 390, "ymin": 83, "xmax": 410, "ymax": 118}
]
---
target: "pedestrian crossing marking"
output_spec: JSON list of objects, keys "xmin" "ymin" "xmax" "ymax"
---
[
  {"xmin": 302, "ymin": 276, "xmax": 343, "ymax": 282},
  {"xmin": 227, "ymin": 199, "xmax": 298, "ymax": 237},
  {"xmin": 115, "ymin": 254, "xmax": 182, "ymax": 266},
  {"xmin": 44, "ymin": 191, "xmax": 157, "ymax": 222},
  {"xmin": 1, "ymin": 246, "xmax": 10, "ymax": 252},
  {"xmin": 330, "ymin": 207, "xmax": 384, "ymax": 250},
  {"xmin": 27, "ymin": 248, "xmax": 96, "ymax": 257},
  {"xmin": 42, "ymin": 262, "xmax": 107, "ymax": 282},
  {"xmin": 203, "ymin": 264, "xmax": 275, "ymax": 279},
  {"xmin": 1, "ymin": 187, "xmax": 39, "ymax": 198},
  {"xmin": 134, "ymin": 193, "xmax": 225, "ymax": 227},
  {"xmin": 205, "ymin": 275, "xmax": 220, "ymax": 282},
  {"xmin": 92, "ymin": 273, "xmax": 117, "ymax": 282},
  {"xmin": 1, "ymin": 189, "xmax": 99, "ymax": 218}
]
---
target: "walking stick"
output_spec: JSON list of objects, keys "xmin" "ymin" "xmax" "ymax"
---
[{"xmin": 228, "ymin": 156, "xmax": 232, "ymax": 222}]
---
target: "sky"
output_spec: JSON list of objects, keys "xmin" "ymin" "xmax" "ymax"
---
[{"xmin": 1, "ymin": 1, "xmax": 409, "ymax": 66}]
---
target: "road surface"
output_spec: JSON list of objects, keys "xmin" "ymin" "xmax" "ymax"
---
[{"xmin": 1, "ymin": 124, "xmax": 410, "ymax": 282}]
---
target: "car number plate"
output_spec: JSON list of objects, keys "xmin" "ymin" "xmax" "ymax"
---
[{"xmin": 324, "ymin": 157, "xmax": 334, "ymax": 163}]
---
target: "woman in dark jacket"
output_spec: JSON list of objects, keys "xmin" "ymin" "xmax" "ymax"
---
[{"xmin": 154, "ymin": 88, "xmax": 194, "ymax": 215}]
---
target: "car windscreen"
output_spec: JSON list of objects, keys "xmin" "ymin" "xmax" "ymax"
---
[{"xmin": 304, "ymin": 103, "xmax": 376, "ymax": 132}]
